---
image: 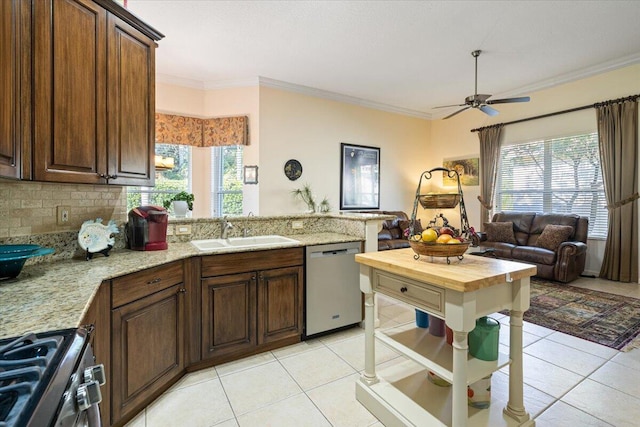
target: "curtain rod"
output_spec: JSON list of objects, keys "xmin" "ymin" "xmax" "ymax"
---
[{"xmin": 470, "ymin": 93, "xmax": 640, "ymax": 133}]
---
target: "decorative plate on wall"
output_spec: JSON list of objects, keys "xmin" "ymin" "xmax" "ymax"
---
[{"xmin": 284, "ymin": 159, "xmax": 303, "ymax": 181}]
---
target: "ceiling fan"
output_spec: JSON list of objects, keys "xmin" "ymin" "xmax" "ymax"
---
[{"xmin": 436, "ymin": 50, "xmax": 530, "ymax": 120}]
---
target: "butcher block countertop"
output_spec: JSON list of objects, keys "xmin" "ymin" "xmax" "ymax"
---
[
  {"xmin": 0, "ymin": 233, "xmax": 361, "ymax": 339},
  {"xmin": 355, "ymin": 248, "xmax": 537, "ymax": 292}
]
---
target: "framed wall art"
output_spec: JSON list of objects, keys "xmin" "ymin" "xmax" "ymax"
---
[
  {"xmin": 442, "ymin": 156, "xmax": 479, "ymax": 186},
  {"xmin": 243, "ymin": 165, "xmax": 258, "ymax": 184},
  {"xmin": 340, "ymin": 143, "xmax": 380, "ymax": 210}
]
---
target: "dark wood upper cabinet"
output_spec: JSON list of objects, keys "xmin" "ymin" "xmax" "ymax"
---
[
  {"xmin": 1, "ymin": 0, "xmax": 162, "ymax": 185},
  {"xmin": 0, "ymin": 0, "xmax": 27, "ymax": 179},
  {"xmin": 106, "ymin": 14, "xmax": 156, "ymax": 186},
  {"xmin": 33, "ymin": 0, "xmax": 107, "ymax": 184}
]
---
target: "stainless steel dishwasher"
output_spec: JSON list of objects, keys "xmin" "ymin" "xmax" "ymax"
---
[{"xmin": 305, "ymin": 241, "xmax": 362, "ymax": 336}]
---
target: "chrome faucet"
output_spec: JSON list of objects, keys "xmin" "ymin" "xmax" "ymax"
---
[
  {"xmin": 220, "ymin": 216, "xmax": 234, "ymax": 239},
  {"xmin": 243, "ymin": 212, "xmax": 254, "ymax": 237}
]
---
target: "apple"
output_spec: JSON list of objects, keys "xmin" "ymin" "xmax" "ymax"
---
[{"xmin": 439, "ymin": 227, "xmax": 454, "ymax": 236}]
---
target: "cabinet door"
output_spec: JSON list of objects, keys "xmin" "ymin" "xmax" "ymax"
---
[
  {"xmin": 201, "ymin": 272, "xmax": 257, "ymax": 360},
  {"xmin": 111, "ymin": 283, "xmax": 185, "ymax": 423},
  {"xmin": 0, "ymin": 0, "xmax": 27, "ymax": 179},
  {"xmin": 257, "ymin": 266, "xmax": 303, "ymax": 345},
  {"xmin": 106, "ymin": 14, "xmax": 155, "ymax": 186},
  {"xmin": 33, "ymin": 0, "xmax": 107, "ymax": 184}
]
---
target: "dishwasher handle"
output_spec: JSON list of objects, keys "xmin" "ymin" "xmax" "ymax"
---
[{"xmin": 309, "ymin": 248, "xmax": 360, "ymax": 258}]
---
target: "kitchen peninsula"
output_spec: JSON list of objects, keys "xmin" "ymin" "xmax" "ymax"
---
[{"xmin": 355, "ymin": 248, "xmax": 537, "ymax": 427}]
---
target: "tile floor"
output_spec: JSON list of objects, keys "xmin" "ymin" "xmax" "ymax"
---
[{"xmin": 126, "ymin": 277, "xmax": 640, "ymax": 427}]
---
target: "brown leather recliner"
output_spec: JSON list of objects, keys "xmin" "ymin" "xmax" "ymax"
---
[{"xmin": 478, "ymin": 211, "xmax": 589, "ymax": 283}]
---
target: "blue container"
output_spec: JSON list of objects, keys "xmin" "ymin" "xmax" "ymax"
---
[{"xmin": 415, "ymin": 309, "xmax": 429, "ymax": 328}]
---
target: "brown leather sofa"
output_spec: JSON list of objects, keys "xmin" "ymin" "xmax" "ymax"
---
[
  {"xmin": 478, "ymin": 211, "xmax": 588, "ymax": 283},
  {"xmin": 373, "ymin": 211, "xmax": 413, "ymax": 251}
]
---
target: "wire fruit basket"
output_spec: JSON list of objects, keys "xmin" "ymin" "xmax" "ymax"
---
[{"xmin": 408, "ymin": 167, "xmax": 473, "ymax": 263}]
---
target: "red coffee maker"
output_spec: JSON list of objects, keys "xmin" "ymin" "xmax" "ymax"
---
[{"xmin": 126, "ymin": 206, "xmax": 169, "ymax": 251}]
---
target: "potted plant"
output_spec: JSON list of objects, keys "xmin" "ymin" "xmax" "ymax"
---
[{"xmin": 163, "ymin": 191, "xmax": 194, "ymax": 218}]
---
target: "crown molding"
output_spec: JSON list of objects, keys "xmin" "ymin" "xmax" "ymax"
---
[
  {"xmin": 256, "ymin": 77, "xmax": 432, "ymax": 119},
  {"xmin": 158, "ymin": 53, "xmax": 640, "ymax": 121},
  {"xmin": 495, "ymin": 52, "xmax": 640, "ymax": 102}
]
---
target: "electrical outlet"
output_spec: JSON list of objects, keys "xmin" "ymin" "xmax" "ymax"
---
[
  {"xmin": 175, "ymin": 224, "xmax": 192, "ymax": 235},
  {"xmin": 292, "ymin": 220, "xmax": 304, "ymax": 229},
  {"xmin": 57, "ymin": 206, "xmax": 70, "ymax": 225},
  {"xmin": 166, "ymin": 225, "xmax": 174, "ymax": 236}
]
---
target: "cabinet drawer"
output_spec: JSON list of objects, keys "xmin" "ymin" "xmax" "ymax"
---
[
  {"xmin": 374, "ymin": 271, "xmax": 444, "ymax": 316},
  {"xmin": 200, "ymin": 247, "xmax": 303, "ymax": 277},
  {"xmin": 112, "ymin": 261, "xmax": 184, "ymax": 308}
]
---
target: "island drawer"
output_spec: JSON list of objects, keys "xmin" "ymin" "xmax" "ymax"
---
[
  {"xmin": 374, "ymin": 271, "xmax": 444, "ymax": 316},
  {"xmin": 112, "ymin": 261, "xmax": 184, "ymax": 308}
]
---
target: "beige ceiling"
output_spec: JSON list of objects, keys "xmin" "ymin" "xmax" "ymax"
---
[{"xmin": 128, "ymin": 0, "xmax": 640, "ymax": 119}]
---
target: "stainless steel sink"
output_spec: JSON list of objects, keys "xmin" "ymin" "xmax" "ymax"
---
[{"xmin": 190, "ymin": 235, "xmax": 300, "ymax": 251}]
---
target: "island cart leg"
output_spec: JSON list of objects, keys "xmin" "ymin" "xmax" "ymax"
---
[
  {"xmin": 504, "ymin": 309, "xmax": 532, "ymax": 423},
  {"xmin": 361, "ymin": 290, "xmax": 378, "ymax": 385},
  {"xmin": 452, "ymin": 330, "xmax": 469, "ymax": 427}
]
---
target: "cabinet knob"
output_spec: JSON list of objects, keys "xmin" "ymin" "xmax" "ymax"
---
[
  {"xmin": 251, "ymin": 276, "xmax": 256, "ymax": 280},
  {"xmin": 108, "ymin": 174, "xmax": 118, "ymax": 180},
  {"xmin": 400, "ymin": 286, "xmax": 408, "ymax": 293},
  {"xmin": 178, "ymin": 288, "xmax": 186, "ymax": 293},
  {"xmin": 147, "ymin": 278, "xmax": 161, "ymax": 285}
]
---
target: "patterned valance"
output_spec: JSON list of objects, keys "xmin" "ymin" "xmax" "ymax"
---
[
  {"xmin": 155, "ymin": 113, "xmax": 203, "ymax": 146},
  {"xmin": 155, "ymin": 113, "xmax": 249, "ymax": 147},
  {"xmin": 202, "ymin": 116, "xmax": 249, "ymax": 147}
]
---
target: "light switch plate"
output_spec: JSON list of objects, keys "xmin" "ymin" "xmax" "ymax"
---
[{"xmin": 292, "ymin": 220, "xmax": 304, "ymax": 229}]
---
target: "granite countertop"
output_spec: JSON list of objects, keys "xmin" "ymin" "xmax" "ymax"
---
[{"xmin": 0, "ymin": 232, "xmax": 362, "ymax": 339}]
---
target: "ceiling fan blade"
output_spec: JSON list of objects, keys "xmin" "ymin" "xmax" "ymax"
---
[
  {"xmin": 479, "ymin": 104, "xmax": 499, "ymax": 116},
  {"xmin": 486, "ymin": 96, "xmax": 530, "ymax": 105},
  {"xmin": 443, "ymin": 106, "xmax": 470, "ymax": 119}
]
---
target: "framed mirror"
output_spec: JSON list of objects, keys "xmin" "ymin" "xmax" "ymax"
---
[{"xmin": 340, "ymin": 143, "xmax": 380, "ymax": 210}]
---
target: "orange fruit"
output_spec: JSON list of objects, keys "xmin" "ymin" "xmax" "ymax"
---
[{"xmin": 436, "ymin": 234, "xmax": 452, "ymax": 244}]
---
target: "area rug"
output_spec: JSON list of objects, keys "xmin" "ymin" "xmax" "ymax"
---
[{"xmin": 506, "ymin": 279, "xmax": 640, "ymax": 351}]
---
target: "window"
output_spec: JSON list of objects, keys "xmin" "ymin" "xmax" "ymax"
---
[
  {"xmin": 496, "ymin": 132, "xmax": 607, "ymax": 238},
  {"xmin": 127, "ymin": 144, "xmax": 191, "ymax": 211},
  {"xmin": 127, "ymin": 144, "xmax": 244, "ymax": 216},
  {"xmin": 210, "ymin": 145, "xmax": 243, "ymax": 216}
]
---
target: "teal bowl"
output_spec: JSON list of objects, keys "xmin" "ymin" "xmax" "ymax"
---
[
  {"xmin": 0, "ymin": 244, "xmax": 40, "ymax": 256},
  {"xmin": 0, "ymin": 247, "xmax": 55, "ymax": 280}
]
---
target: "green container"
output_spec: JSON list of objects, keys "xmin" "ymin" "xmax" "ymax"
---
[{"xmin": 468, "ymin": 317, "xmax": 500, "ymax": 361}]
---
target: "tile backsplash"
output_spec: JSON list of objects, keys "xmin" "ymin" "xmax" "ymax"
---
[{"xmin": 0, "ymin": 179, "xmax": 127, "ymax": 238}]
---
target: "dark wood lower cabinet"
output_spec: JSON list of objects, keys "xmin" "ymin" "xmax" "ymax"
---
[
  {"xmin": 84, "ymin": 248, "xmax": 304, "ymax": 426},
  {"xmin": 200, "ymin": 249, "xmax": 304, "ymax": 365},
  {"xmin": 258, "ymin": 266, "xmax": 304, "ymax": 345},
  {"xmin": 111, "ymin": 283, "xmax": 185, "ymax": 424},
  {"xmin": 201, "ymin": 272, "xmax": 257, "ymax": 359}
]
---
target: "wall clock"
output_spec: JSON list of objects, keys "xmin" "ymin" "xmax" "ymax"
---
[{"xmin": 284, "ymin": 159, "xmax": 303, "ymax": 181}]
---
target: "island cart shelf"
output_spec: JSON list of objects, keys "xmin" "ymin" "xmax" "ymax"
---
[{"xmin": 355, "ymin": 249, "xmax": 537, "ymax": 427}]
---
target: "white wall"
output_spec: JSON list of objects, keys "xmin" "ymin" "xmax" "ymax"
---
[{"xmin": 257, "ymin": 86, "xmax": 431, "ymax": 215}]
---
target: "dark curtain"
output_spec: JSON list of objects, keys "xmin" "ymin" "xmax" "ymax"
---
[{"xmin": 597, "ymin": 100, "xmax": 638, "ymax": 282}]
